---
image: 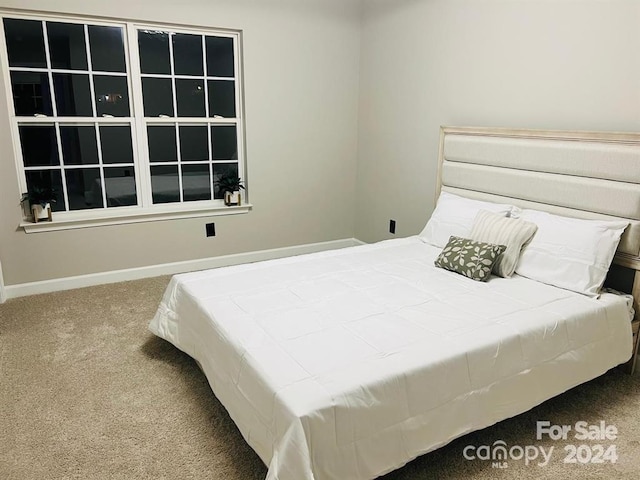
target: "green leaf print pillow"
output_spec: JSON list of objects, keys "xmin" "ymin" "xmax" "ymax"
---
[{"xmin": 434, "ymin": 236, "xmax": 507, "ymax": 282}]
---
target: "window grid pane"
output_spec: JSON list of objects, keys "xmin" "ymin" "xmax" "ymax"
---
[
  {"xmin": 104, "ymin": 166, "xmax": 137, "ymax": 206},
  {"xmin": 19, "ymin": 124, "xmax": 59, "ymax": 166},
  {"xmin": 47, "ymin": 21, "xmax": 88, "ymax": 70},
  {"xmin": 4, "ymin": 17, "xmax": 139, "ymax": 214},
  {"xmin": 60, "ymin": 125, "xmax": 99, "ymax": 165},
  {"xmin": 10, "ymin": 71, "xmax": 53, "ymax": 116},
  {"xmin": 9, "ymin": 21, "xmax": 132, "ymax": 120},
  {"xmin": 93, "ymin": 75, "xmax": 130, "ymax": 117},
  {"xmin": 206, "ymin": 36, "xmax": 234, "ymax": 77},
  {"xmin": 4, "ymin": 16, "xmax": 243, "ymax": 217},
  {"xmin": 25, "ymin": 169, "xmax": 65, "ymax": 211},
  {"xmin": 99, "ymin": 125, "xmax": 134, "ymax": 164},
  {"xmin": 88, "ymin": 25, "xmax": 126, "ymax": 73},
  {"xmin": 146, "ymin": 121, "xmax": 240, "ymax": 204},
  {"xmin": 4, "ymin": 18, "xmax": 47, "ymax": 68},
  {"xmin": 52, "ymin": 73, "xmax": 93, "ymax": 116},
  {"xmin": 139, "ymin": 30, "xmax": 241, "ymax": 205},
  {"xmin": 173, "ymin": 33, "xmax": 203, "ymax": 76},
  {"xmin": 138, "ymin": 30, "xmax": 170, "ymax": 75},
  {"xmin": 19, "ymin": 120, "xmax": 137, "ymax": 212},
  {"xmin": 140, "ymin": 31, "xmax": 237, "ymax": 120}
]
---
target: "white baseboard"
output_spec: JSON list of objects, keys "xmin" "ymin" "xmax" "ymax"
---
[{"xmin": 3, "ymin": 238, "xmax": 365, "ymax": 301}]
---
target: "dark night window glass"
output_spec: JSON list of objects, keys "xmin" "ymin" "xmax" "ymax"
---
[
  {"xmin": 151, "ymin": 165, "xmax": 179, "ymax": 203},
  {"xmin": 100, "ymin": 126, "xmax": 133, "ymax": 164},
  {"xmin": 5, "ymin": 17, "xmax": 242, "ymax": 214},
  {"xmin": 19, "ymin": 125, "xmax": 59, "ymax": 166},
  {"xmin": 105, "ymin": 166, "xmax": 137, "ymax": 206},
  {"xmin": 213, "ymin": 163, "xmax": 238, "ymax": 199},
  {"xmin": 147, "ymin": 126, "xmax": 177, "ymax": 162},
  {"xmin": 138, "ymin": 30, "xmax": 170, "ymax": 74},
  {"xmin": 94, "ymin": 76, "xmax": 130, "ymax": 117},
  {"xmin": 26, "ymin": 170, "xmax": 65, "ymax": 212},
  {"xmin": 47, "ymin": 22, "xmax": 88, "ymax": 70},
  {"xmin": 142, "ymin": 77, "xmax": 174, "ymax": 117},
  {"xmin": 211, "ymin": 125, "xmax": 237, "ymax": 160},
  {"xmin": 11, "ymin": 72, "xmax": 53, "ymax": 116},
  {"xmin": 173, "ymin": 34, "xmax": 203, "ymax": 76},
  {"xmin": 206, "ymin": 36, "xmax": 234, "ymax": 77},
  {"xmin": 88, "ymin": 25, "xmax": 126, "ymax": 72},
  {"xmin": 179, "ymin": 125, "xmax": 208, "ymax": 161},
  {"xmin": 182, "ymin": 164, "xmax": 211, "ymax": 201},
  {"xmin": 207, "ymin": 80, "xmax": 235, "ymax": 118},
  {"xmin": 176, "ymin": 79, "xmax": 205, "ymax": 117},
  {"xmin": 3, "ymin": 18, "xmax": 47, "ymax": 68},
  {"xmin": 53, "ymin": 73, "xmax": 93, "ymax": 116},
  {"xmin": 66, "ymin": 167, "xmax": 103, "ymax": 209},
  {"xmin": 60, "ymin": 125, "xmax": 98, "ymax": 165}
]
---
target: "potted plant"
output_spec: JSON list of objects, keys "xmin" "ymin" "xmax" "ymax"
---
[
  {"xmin": 215, "ymin": 173, "xmax": 245, "ymax": 206},
  {"xmin": 21, "ymin": 185, "xmax": 57, "ymax": 222}
]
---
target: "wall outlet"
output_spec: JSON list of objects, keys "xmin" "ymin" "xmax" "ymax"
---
[
  {"xmin": 389, "ymin": 219, "xmax": 396, "ymax": 234},
  {"xmin": 205, "ymin": 223, "xmax": 216, "ymax": 237}
]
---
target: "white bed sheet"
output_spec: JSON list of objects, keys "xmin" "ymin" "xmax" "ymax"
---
[{"xmin": 149, "ymin": 237, "xmax": 632, "ymax": 480}]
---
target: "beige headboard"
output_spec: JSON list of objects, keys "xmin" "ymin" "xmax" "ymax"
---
[
  {"xmin": 436, "ymin": 126, "xmax": 640, "ymax": 272},
  {"xmin": 436, "ymin": 126, "xmax": 640, "ymax": 373}
]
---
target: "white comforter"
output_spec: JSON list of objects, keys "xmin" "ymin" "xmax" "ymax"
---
[{"xmin": 149, "ymin": 237, "xmax": 632, "ymax": 480}]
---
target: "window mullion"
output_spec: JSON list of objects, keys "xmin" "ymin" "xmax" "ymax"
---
[
  {"xmin": 167, "ymin": 32, "xmax": 184, "ymax": 204},
  {"xmin": 52, "ymin": 122, "xmax": 70, "ymax": 212},
  {"xmin": 201, "ymin": 35, "xmax": 210, "ymax": 119},
  {"xmin": 236, "ymin": 120, "xmax": 245, "ymax": 187},
  {"xmin": 94, "ymin": 122, "xmax": 108, "ymax": 209},
  {"xmin": 175, "ymin": 123, "xmax": 184, "ymax": 202},
  {"xmin": 0, "ymin": 20, "xmax": 28, "ymax": 195},
  {"xmin": 125, "ymin": 22, "xmax": 152, "ymax": 208},
  {"xmin": 41, "ymin": 21, "xmax": 57, "ymax": 118},
  {"xmin": 207, "ymin": 121, "xmax": 214, "ymax": 200},
  {"xmin": 233, "ymin": 35, "xmax": 246, "ymax": 195},
  {"xmin": 233, "ymin": 35, "xmax": 241, "ymax": 124},
  {"xmin": 168, "ymin": 32, "xmax": 178, "ymax": 117},
  {"xmin": 83, "ymin": 24, "xmax": 98, "ymax": 118}
]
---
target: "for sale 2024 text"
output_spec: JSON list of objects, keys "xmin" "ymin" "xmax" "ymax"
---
[{"xmin": 537, "ymin": 420, "xmax": 618, "ymax": 465}]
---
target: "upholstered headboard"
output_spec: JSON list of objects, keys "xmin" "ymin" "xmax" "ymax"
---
[
  {"xmin": 436, "ymin": 126, "xmax": 640, "ymax": 373},
  {"xmin": 436, "ymin": 126, "xmax": 640, "ymax": 271}
]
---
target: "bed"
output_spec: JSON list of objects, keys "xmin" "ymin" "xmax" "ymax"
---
[{"xmin": 149, "ymin": 127, "xmax": 640, "ymax": 480}]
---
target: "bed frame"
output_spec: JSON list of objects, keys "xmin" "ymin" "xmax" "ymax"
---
[
  {"xmin": 436, "ymin": 126, "xmax": 640, "ymax": 373},
  {"xmin": 151, "ymin": 125, "xmax": 640, "ymax": 480}
]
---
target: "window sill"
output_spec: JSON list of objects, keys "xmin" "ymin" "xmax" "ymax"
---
[{"xmin": 20, "ymin": 203, "xmax": 252, "ymax": 233}]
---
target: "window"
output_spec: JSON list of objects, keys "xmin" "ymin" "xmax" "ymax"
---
[{"xmin": 1, "ymin": 13, "xmax": 246, "ymax": 230}]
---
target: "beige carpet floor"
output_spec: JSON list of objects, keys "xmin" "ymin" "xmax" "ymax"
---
[{"xmin": 1, "ymin": 276, "xmax": 639, "ymax": 479}]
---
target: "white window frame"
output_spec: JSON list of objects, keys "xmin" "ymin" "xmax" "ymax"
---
[{"xmin": 0, "ymin": 10, "xmax": 249, "ymax": 233}]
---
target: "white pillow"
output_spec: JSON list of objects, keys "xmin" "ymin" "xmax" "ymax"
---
[
  {"xmin": 419, "ymin": 191, "xmax": 513, "ymax": 248},
  {"xmin": 515, "ymin": 210, "xmax": 628, "ymax": 297}
]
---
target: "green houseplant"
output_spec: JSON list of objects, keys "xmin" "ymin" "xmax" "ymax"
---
[
  {"xmin": 21, "ymin": 185, "xmax": 57, "ymax": 223},
  {"xmin": 215, "ymin": 173, "xmax": 245, "ymax": 206}
]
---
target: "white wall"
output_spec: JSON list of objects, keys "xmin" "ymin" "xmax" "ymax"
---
[
  {"xmin": 0, "ymin": 0, "xmax": 362, "ymax": 285},
  {"xmin": 3, "ymin": 0, "xmax": 640, "ymax": 288},
  {"xmin": 356, "ymin": 0, "xmax": 640, "ymax": 242}
]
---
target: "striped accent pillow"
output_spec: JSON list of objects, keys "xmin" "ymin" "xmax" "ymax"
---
[{"xmin": 469, "ymin": 210, "xmax": 538, "ymax": 277}]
